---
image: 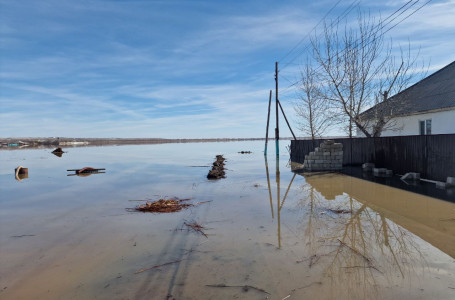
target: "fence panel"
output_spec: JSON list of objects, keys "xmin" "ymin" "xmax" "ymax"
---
[{"xmin": 290, "ymin": 134, "xmax": 455, "ymax": 181}]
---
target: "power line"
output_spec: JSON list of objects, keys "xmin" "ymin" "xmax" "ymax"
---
[
  {"xmin": 277, "ymin": 0, "xmax": 432, "ymax": 97},
  {"xmin": 279, "ymin": 0, "xmax": 419, "ymax": 74},
  {"xmin": 278, "ymin": 0, "xmax": 343, "ymax": 64},
  {"xmin": 279, "ymin": 0, "xmax": 360, "ymax": 72}
]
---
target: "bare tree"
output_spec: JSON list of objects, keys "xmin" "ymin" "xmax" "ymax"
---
[
  {"xmin": 309, "ymin": 13, "xmax": 420, "ymax": 137},
  {"xmin": 294, "ymin": 63, "xmax": 336, "ymax": 139}
]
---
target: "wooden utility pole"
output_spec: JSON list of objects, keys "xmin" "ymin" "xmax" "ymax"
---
[
  {"xmin": 278, "ymin": 100, "xmax": 297, "ymax": 140},
  {"xmin": 264, "ymin": 90, "xmax": 272, "ymax": 155},
  {"xmin": 275, "ymin": 62, "xmax": 279, "ymax": 156}
]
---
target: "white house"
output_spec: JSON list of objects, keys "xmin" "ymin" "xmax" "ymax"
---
[{"xmin": 357, "ymin": 61, "xmax": 455, "ymax": 137}]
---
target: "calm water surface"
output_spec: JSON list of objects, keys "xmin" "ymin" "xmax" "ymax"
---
[{"xmin": 1, "ymin": 141, "xmax": 454, "ymax": 300}]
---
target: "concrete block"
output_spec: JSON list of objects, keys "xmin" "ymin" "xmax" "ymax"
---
[
  {"xmin": 362, "ymin": 163, "xmax": 375, "ymax": 171},
  {"xmin": 323, "ymin": 151, "xmax": 331, "ymax": 156},
  {"xmin": 436, "ymin": 182, "xmax": 447, "ymax": 189},
  {"xmin": 386, "ymin": 170, "xmax": 393, "ymax": 176},
  {"xmin": 400, "ymin": 172, "xmax": 420, "ymax": 181},
  {"xmin": 315, "ymin": 160, "xmax": 324, "ymax": 164},
  {"xmin": 373, "ymin": 168, "xmax": 387, "ymax": 174},
  {"xmin": 324, "ymin": 140, "xmax": 335, "ymax": 145},
  {"xmin": 320, "ymin": 143, "xmax": 329, "ymax": 149},
  {"xmin": 447, "ymin": 177, "xmax": 455, "ymax": 187}
]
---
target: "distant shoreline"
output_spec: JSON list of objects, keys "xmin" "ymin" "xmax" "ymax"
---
[{"xmin": 0, "ymin": 137, "xmax": 293, "ymax": 150}]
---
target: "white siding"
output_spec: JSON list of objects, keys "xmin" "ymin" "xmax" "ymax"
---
[{"xmin": 357, "ymin": 108, "xmax": 455, "ymax": 137}]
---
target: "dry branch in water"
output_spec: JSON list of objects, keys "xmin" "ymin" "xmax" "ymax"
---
[
  {"xmin": 206, "ymin": 284, "xmax": 270, "ymax": 295},
  {"xmin": 134, "ymin": 198, "xmax": 193, "ymax": 213},
  {"xmin": 184, "ymin": 221, "xmax": 208, "ymax": 238},
  {"xmin": 135, "ymin": 259, "xmax": 185, "ymax": 274}
]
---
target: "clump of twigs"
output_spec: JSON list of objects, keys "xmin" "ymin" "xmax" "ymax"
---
[
  {"xmin": 135, "ymin": 198, "xmax": 193, "ymax": 213},
  {"xmin": 184, "ymin": 221, "xmax": 208, "ymax": 237}
]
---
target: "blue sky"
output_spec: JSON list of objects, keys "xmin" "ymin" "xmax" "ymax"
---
[{"xmin": 1, "ymin": 0, "xmax": 454, "ymax": 138}]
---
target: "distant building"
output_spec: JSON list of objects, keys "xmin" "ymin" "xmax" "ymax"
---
[{"xmin": 357, "ymin": 61, "xmax": 455, "ymax": 137}]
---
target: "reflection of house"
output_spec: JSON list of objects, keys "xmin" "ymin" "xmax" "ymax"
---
[
  {"xmin": 358, "ymin": 61, "xmax": 455, "ymax": 136},
  {"xmin": 299, "ymin": 172, "xmax": 455, "ymax": 257}
]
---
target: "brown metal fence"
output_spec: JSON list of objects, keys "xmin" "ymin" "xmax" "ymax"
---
[{"xmin": 290, "ymin": 134, "xmax": 455, "ymax": 181}]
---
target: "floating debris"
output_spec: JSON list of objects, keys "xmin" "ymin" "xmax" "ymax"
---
[
  {"xmin": 15, "ymin": 166, "xmax": 28, "ymax": 181},
  {"xmin": 327, "ymin": 208, "xmax": 352, "ymax": 214},
  {"xmin": 134, "ymin": 198, "xmax": 193, "ymax": 213},
  {"xmin": 206, "ymin": 284, "xmax": 270, "ymax": 295},
  {"xmin": 184, "ymin": 221, "xmax": 208, "ymax": 237},
  {"xmin": 135, "ymin": 259, "xmax": 186, "ymax": 274},
  {"xmin": 67, "ymin": 167, "xmax": 106, "ymax": 177},
  {"xmin": 51, "ymin": 147, "xmax": 65, "ymax": 157},
  {"xmin": 207, "ymin": 155, "xmax": 226, "ymax": 179},
  {"xmin": 238, "ymin": 151, "xmax": 252, "ymax": 154}
]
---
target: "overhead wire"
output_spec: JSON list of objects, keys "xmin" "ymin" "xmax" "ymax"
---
[
  {"xmin": 277, "ymin": 0, "xmax": 432, "ymax": 96},
  {"xmin": 278, "ymin": 0, "xmax": 343, "ymax": 64},
  {"xmin": 279, "ymin": 0, "xmax": 360, "ymax": 72}
]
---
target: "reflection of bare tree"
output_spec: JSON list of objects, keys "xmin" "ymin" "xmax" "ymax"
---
[{"xmin": 295, "ymin": 176, "xmax": 427, "ymax": 299}]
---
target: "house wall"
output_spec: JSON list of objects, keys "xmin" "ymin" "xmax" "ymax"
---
[{"xmin": 357, "ymin": 108, "xmax": 455, "ymax": 137}]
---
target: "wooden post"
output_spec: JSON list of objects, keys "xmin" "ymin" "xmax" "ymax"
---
[
  {"xmin": 275, "ymin": 62, "xmax": 279, "ymax": 156},
  {"xmin": 278, "ymin": 100, "xmax": 297, "ymax": 140},
  {"xmin": 264, "ymin": 90, "xmax": 272, "ymax": 155}
]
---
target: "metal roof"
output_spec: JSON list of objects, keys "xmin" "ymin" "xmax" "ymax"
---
[{"xmin": 360, "ymin": 61, "xmax": 455, "ymax": 119}]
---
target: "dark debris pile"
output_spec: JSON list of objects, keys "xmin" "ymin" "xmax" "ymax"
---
[{"xmin": 207, "ymin": 155, "xmax": 226, "ymax": 179}]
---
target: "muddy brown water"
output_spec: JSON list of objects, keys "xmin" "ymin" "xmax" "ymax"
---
[{"xmin": 1, "ymin": 141, "xmax": 454, "ymax": 300}]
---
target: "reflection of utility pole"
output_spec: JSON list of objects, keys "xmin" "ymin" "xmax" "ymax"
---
[
  {"xmin": 276, "ymin": 154, "xmax": 281, "ymax": 248},
  {"xmin": 264, "ymin": 156, "xmax": 274, "ymax": 218},
  {"xmin": 275, "ymin": 62, "xmax": 279, "ymax": 157},
  {"xmin": 265, "ymin": 153, "xmax": 297, "ymax": 249}
]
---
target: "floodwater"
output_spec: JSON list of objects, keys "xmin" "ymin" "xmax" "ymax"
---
[{"xmin": 0, "ymin": 141, "xmax": 454, "ymax": 300}]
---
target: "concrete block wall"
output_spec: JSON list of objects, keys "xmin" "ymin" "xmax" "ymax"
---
[{"xmin": 303, "ymin": 140, "xmax": 343, "ymax": 171}]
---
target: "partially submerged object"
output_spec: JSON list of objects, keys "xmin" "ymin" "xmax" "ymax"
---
[
  {"xmin": 400, "ymin": 172, "xmax": 420, "ymax": 181},
  {"xmin": 373, "ymin": 167, "xmax": 393, "ymax": 177},
  {"xmin": 51, "ymin": 147, "xmax": 65, "ymax": 157},
  {"xmin": 15, "ymin": 166, "xmax": 28, "ymax": 181},
  {"xmin": 67, "ymin": 167, "xmax": 106, "ymax": 176},
  {"xmin": 207, "ymin": 155, "xmax": 226, "ymax": 179},
  {"xmin": 238, "ymin": 151, "xmax": 252, "ymax": 154}
]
